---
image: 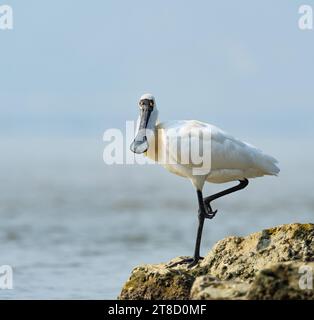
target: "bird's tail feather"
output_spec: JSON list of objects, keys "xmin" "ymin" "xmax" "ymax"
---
[{"xmin": 257, "ymin": 153, "xmax": 280, "ymax": 176}]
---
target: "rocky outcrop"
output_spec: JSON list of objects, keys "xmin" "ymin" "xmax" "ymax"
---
[{"xmin": 119, "ymin": 223, "xmax": 314, "ymax": 300}]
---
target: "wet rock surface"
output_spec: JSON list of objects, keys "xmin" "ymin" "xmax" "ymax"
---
[{"xmin": 119, "ymin": 223, "xmax": 314, "ymax": 300}]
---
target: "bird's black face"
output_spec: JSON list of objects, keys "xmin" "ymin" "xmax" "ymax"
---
[
  {"xmin": 139, "ymin": 98, "xmax": 154, "ymax": 108},
  {"xmin": 130, "ymin": 99, "xmax": 154, "ymax": 154}
]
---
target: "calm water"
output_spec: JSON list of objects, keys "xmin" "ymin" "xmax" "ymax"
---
[{"xmin": 0, "ymin": 137, "xmax": 313, "ymax": 299}]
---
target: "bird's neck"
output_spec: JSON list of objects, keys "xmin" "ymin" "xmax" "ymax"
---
[
  {"xmin": 146, "ymin": 108, "xmax": 159, "ymax": 131},
  {"xmin": 144, "ymin": 108, "xmax": 160, "ymax": 160}
]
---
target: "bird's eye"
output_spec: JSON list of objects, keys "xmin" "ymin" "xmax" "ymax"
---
[{"xmin": 150, "ymin": 101, "xmax": 154, "ymax": 107}]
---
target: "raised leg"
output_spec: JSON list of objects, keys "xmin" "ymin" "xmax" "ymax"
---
[{"xmin": 203, "ymin": 179, "xmax": 249, "ymax": 219}]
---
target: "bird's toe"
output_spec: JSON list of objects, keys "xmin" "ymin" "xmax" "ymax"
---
[
  {"xmin": 167, "ymin": 256, "xmax": 203, "ymax": 268},
  {"xmin": 187, "ymin": 257, "xmax": 203, "ymax": 268}
]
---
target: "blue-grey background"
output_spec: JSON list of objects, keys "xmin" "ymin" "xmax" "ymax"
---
[{"xmin": 0, "ymin": 1, "xmax": 313, "ymax": 299}]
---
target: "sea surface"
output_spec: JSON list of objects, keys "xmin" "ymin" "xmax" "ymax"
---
[{"xmin": 0, "ymin": 137, "xmax": 313, "ymax": 299}]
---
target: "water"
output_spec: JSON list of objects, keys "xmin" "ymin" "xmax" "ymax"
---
[{"xmin": 0, "ymin": 137, "xmax": 313, "ymax": 299}]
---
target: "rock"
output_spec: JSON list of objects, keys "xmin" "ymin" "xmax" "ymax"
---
[
  {"xmin": 119, "ymin": 262, "xmax": 195, "ymax": 300},
  {"xmin": 190, "ymin": 275, "xmax": 249, "ymax": 300},
  {"xmin": 247, "ymin": 262, "xmax": 314, "ymax": 300},
  {"xmin": 119, "ymin": 223, "xmax": 314, "ymax": 300},
  {"xmin": 200, "ymin": 223, "xmax": 314, "ymax": 282}
]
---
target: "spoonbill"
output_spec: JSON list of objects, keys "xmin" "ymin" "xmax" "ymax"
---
[{"xmin": 130, "ymin": 93, "xmax": 280, "ymax": 267}]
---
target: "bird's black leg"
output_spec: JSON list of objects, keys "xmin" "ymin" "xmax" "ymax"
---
[
  {"xmin": 168, "ymin": 180, "xmax": 249, "ymax": 269},
  {"xmin": 203, "ymin": 179, "xmax": 249, "ymax": 219},
  {"xmin": 168, "ymin": 190, "xmax": 207, "ymax": 268},
  {"xmin": 190, "ymin": 190, "xmax": 207, "ymax": 266}
]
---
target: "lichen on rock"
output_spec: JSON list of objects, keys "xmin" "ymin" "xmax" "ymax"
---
[
  {"xmin": 190, "ymin": 275, "xmax": 249, "ymax": 300},
  {"xmin": 119, "ymin": 263, "xmax": 195, "ymax": 300},
  {"xmin": 247, "ymin": 261, "xmax": 314, "ymax": 300}
]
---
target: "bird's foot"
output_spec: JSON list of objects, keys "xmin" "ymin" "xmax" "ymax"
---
[
  {"xmin": 200, "ymin": 202, "xmax": 218, "ymax": 219},
  {"xmin": 167, "ymin": 256, "xmax": 203, "ymax": 269}
]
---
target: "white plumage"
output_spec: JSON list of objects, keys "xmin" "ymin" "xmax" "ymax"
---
[
  {"xmin": 131, "ymin": 93, "xmax": 280, "ymax": 267},
  {"xmin": 145, "ymin": 119, "xmax": 279, "ymax": 190}
]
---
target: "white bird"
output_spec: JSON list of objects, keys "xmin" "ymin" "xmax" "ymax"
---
[{"xmin": 130, "ymin": 93, "xmax": 280, "ymax": 267}]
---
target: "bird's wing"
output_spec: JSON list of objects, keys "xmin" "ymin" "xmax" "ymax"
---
[
  {"xmin": 162, "ymin": 120, "xmax": 279, "ymax": 175},
  {"xmin": 209, "ymin": 124, "xmax": 280, "ymax": 175}
]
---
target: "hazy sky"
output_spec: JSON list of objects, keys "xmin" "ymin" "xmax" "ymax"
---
[{"xmin": 0, "ymin": 0, "xmax": 313, "ymax": 139}]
